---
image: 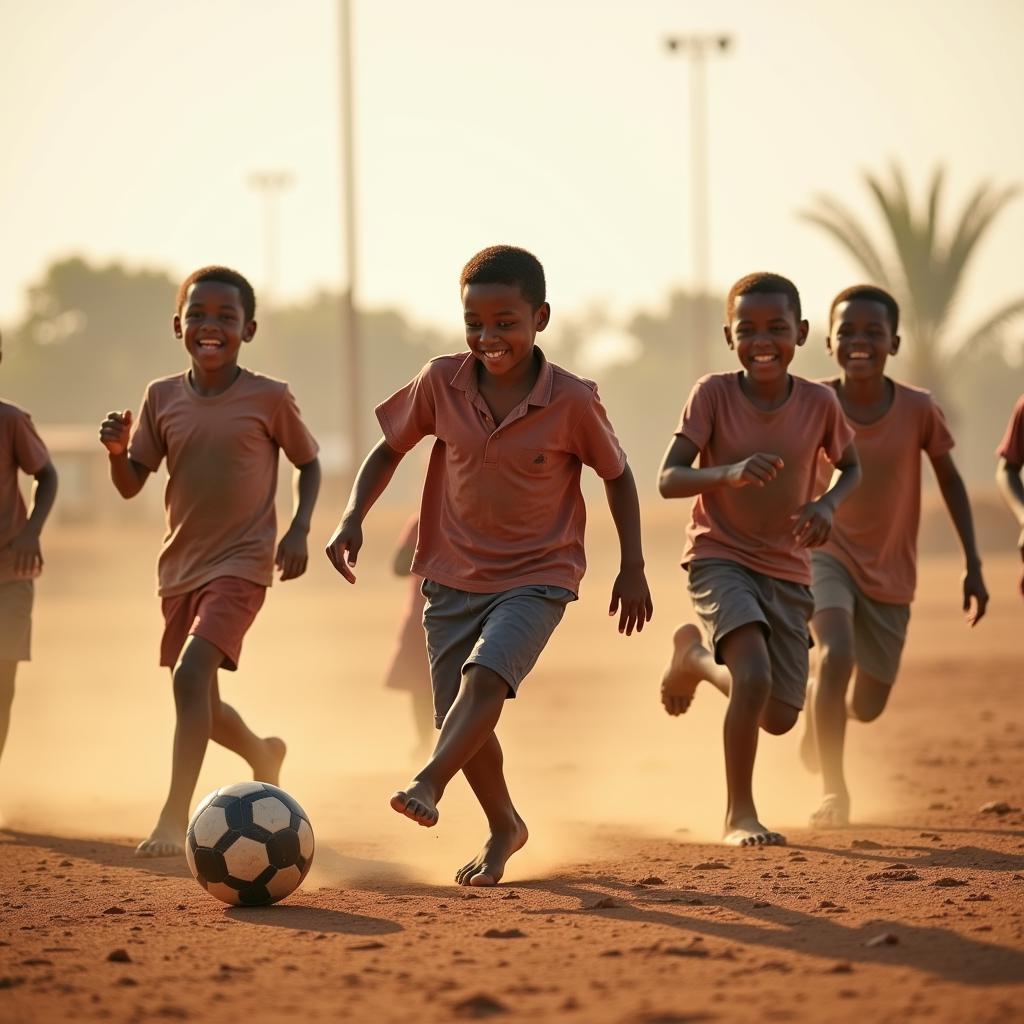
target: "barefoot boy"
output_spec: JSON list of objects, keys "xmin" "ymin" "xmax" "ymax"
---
[
  {"xmin": 0, "ymin": 331, "xmax": 58, "ymax": 768},
  {"xmin": 99, "ymin": 266, "xmax": 321, "ymax": 857},
  {"xmin": 326, "ymin": 245, "xmax": 652, "ymax": 886},
  {"xmin": 799, "ymin": 285, "xmax": 987, "ymax": 827},
  {"xmin": 659, "ymin": 272, "xmax": 859, "ymax": 847},
  {"xmin": 996, "ymin": 394, "xmax": 1024, "ymax": 597}
]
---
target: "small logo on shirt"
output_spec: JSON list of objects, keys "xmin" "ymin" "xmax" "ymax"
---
[{"xmin": 533, "ymin": 454, "xmax": 546, "ymax": 464}]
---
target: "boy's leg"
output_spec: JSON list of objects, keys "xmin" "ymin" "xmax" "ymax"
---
[
  {"xmin": 409, "ymin": 688, "xmax": 436, "ymax": 761},
  {"xmin": 661, "ymin": 623, "xmax": 731, "ymax": 714},
  {"xmin": 391, "ymin": 664, "xmax": 507, "ymax": 826},
  {"xmin": 455, "ymin": 731, "xmax": 528, "ymax": 887},
  {"xmin": 137, "ymin": 636, "xmax": 223, "ymax": 858},
  {"xmin": 0, "ymin": 662, "xmax": 16, "ymax": 761},
  {"xmin": 209, "ymin": 676, "xmax": 286, "ymax": 786}
]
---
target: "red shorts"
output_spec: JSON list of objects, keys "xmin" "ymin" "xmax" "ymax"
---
[{"xmin": 160, "ymin": 577, "xmax": 267, "ymax": 672}]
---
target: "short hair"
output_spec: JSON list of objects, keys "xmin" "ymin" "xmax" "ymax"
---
[
  {"xmin": 726, "ymin": 272, "xmax": 801, "ymax": 322},
  {"xmin": 829, "ymin": 284, "xmax": 899, "ymax": 333},
  {"xmin": 459, "ymin": 245, "xmax": 546, "ymax": 309},
  {"xmin": 176, "ymin": 266, "xmax": 257, "ymax": 322}
]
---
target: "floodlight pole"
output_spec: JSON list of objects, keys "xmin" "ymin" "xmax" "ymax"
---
[
  {"xmin": 664, "ymin": 33, "xmax": 732, "ymax": 376},
  {"xmin": 338, "ymin": 0, "xmax": 362, "ymax": 483},
  {"xmin": 247, "ymin": 171, "xmax": 294, "ymax": 311}
]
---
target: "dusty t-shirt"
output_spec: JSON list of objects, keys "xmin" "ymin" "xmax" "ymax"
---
[
  {"xmin": 0, "ymin": 402, "xmax": 50, "ymax": 584},
  {"xmin": 128, "ymin": 370, "xmax": 319, "ymax": 597},
  {"xmin": 997, "ymin": 395, "xmax": 1024, "ymax": 466},
  {"xmin": 814, "ymin": 378, "xmax": 954, "ymax": 605},
  {"xmin": 376, "ymin": 348, "xmax": 627, "ymax": 594},
  {"xmin": 676, "ymin": 372, "xmax": 854, "ymax": 586}
]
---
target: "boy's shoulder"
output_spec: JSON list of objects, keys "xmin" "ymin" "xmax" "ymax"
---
[
  {"xmin": 891, "ymin": 378, "xmax": 940, "ymax": 413},
  {"xmin": 547, "ymin": 358, "xmax": 600, "ymax": 406},
  {"xmin": 0, "ymin": 399, "xmax": 31, "ymax": 424},
  {"xmin": 791, "ymin": 373, "xmax": 842, "ymax": 406}
]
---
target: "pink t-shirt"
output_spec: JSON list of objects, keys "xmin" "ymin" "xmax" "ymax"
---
[
  {"xmin": 815, "ymin": 378, "xmax": 954, "ymax": 605},
  {"xmin": 376, "ymin": 348, "xmax": 627, "ymax": 594},
  {"xmin": 0, "ymin": 402, "xmax": 50, "ymax": 584},
  {"xmin": 997, "ymin": 395, "xmax": 1024, "ymax": 466},
  {"xmin": 676, "ymin": 372, "xmax": 854, "ymax": 585},
  {"xmin": 128, "ymin": 370, "xmax": 319, "ymax": 597}
]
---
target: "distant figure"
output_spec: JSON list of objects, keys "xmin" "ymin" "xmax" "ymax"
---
[
  {"xmin": 0, "ymin": 331, "xmax": 58, "ymax": 771},
  {"xmin": 99, "ymin": 266, "xmax": 321, "ymax": 858},
  {"xmin": 384, "ymin": 514, "xmax": 434, "ymax": 759},
  {"xmin": 658, "ymin": 272, "xmax": 860, "ymax": 847},
  {"xmin": 326, "ymin": 245, "xmax": 652, "ymax": 886},
  {"xmin": 996, "ymin": 393, "xmax": 1024, "ymax": 598},
  {"xmin": 798, "ymin": 285, "xmax": 987, "ymax": 828}
]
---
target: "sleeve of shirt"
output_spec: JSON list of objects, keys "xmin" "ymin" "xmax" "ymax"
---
[
  {"xmin": 820, "ymin": 387, "xmax": 856, "ymax": 464},
  {"xmin": 921, "ymin": 396, "xmax": 955, "ymax": 458},
  {"xmin": 674, "ymin": 376, "xmax": 714, "ymax": 451},
  {"xmin": 271, "ymin": 387, "xmax": 320, "ymax": 466},
  {"xmin": 375, "ymin": 363, "xmax": 437, "ymax": 453},
  {"xmin": 996, "ymin": 395, "xmax": 1024, "ymax": 466},
  {"xmin": 12, "ymin": 411, "xmax": 50, "ymax": 475},
  {"xmin": 569, "ymin": 388, "xmax": 627, "ymax": 480},
  {"xmin": 127, "ymin": 384, "xmax": 165, "ymax": 472}
]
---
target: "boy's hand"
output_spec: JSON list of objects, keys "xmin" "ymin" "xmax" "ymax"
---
[
  {"xmin": 100, "ymin": 410, "xmax": 132, "ymax": 455},
  {"xmin": 325, "ymin": 517, "xmax": 362, "ymax": 584},
  {"xmin": 963, "ymin": 565, "xmax": 989, "ymax": 625},
  {"xmin": 726, "ymin": 453, "xmax": 783, "ymax": 489},
  {"xmin": 792, "ymin": 499, "xmax": 833, "ymax": 548},
  {"xmin": 8, "ymin": 526, "xmax": 42, "ymax": 578},
  {"xmin": 608, "ymin": 564, "xmax": 653, "ymax": 636},
  {"xmin": 275, "ymin": 524, "xmax": 309, "ymax": 582}
]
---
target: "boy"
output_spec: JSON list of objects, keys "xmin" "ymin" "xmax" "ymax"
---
[
  {"xmin": 996, "ymin": 393, "xmax": 1024, "ymax": 597},
  {"xmin": 0, "ymin": 330, "xmax": 58, "ymax": 770},
  {"xmin": 99, "ymin": 266, "xmax": 321, "ymax": 858},
  {"xmin": 325, "ymin": 245, "xmax": 652, "ymax": 886},
  {"xmin": 798, "ymin": 285, "xmax": 987, "ymax": 827},
  {"xmin": 658, "ymin": 272, "xmax": 860, "ymax": 847}
]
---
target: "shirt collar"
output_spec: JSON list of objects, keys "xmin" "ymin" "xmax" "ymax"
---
[{"xmin": 449, "ymin": 346, "xmax": 554, "ymax": 407}]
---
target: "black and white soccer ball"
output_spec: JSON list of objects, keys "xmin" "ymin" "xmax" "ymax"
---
[{"xmin": 185, "ymin": 782, "xmax": 314, "ymax": 906}]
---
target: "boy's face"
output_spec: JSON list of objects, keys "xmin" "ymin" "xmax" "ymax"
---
[
  {"xmin": 173, "ymin": 281, "xmax": 256, "ymax": 371},
  {"xmin": 462, "ymin": 283, "xmax": 549, "ymax": 379},
  {"xmin": 725, "ymin": 292, "xmax": 807, "ymax": 384},
  {"xmin": 827, "ymin": 298, "xmax": 899, "ymax": 380}
]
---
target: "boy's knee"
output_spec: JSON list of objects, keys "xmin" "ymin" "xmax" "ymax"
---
[
  {"xmin": 0, "ymin": 662, "xmax": 16, "ymax": 704},
  {"xmin": 818, "ymin": 640, "xmax": 855, "ymax": 686},
  {"xmin": 729, "ymin": 667, "xmax": 771, "ymax": 711},
  {"xmin": 461, "ymin": 665, "xmax": 512, "ymax": 703},
  {"xmin": 760, "ymin": 701, "xmax": 799, "ymax": 735},
  {"xmin": 172, "ymin": 662, "xmax": 213, "ymax": 706},
  {"xmin": 849, "ymin": 681, "xmax": 890, "ymax": 723}
]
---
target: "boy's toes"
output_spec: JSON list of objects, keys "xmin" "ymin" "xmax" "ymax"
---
[{"xmin": 134, "ymin": 838, "xmax": 184, "ymax": 859}]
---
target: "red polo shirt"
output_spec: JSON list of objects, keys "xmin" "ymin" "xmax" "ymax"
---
[{"xmin": 376, "ymin": 348, "xmax": 627, "ymax": 594}]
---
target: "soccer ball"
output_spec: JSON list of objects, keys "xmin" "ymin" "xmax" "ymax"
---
[{"xmin": 185, "ymin": 782, "xmax": 314, "ymax": 906}]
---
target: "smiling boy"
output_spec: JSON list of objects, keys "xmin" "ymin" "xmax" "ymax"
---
[
  {"xmin": 325, "ymin": 245, "xmax": 652, "ymax": 886},
  {"xmin": 99, "ymin": 266, "xmax": 321, "ymax": 857},
  {"xmin": 799, "ymin": 285, "xmax": 987, "ymax": 827},
  {"xmin": 658, "ymin": 272, "xmax": 859, "ymax": 847}
]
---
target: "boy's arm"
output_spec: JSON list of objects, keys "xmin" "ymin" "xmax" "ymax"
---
[
  {"xmin": 603, "ymin": 463, "xmax": 653, "ymax": 635},
  {"xmin": 8, "ymin": 461, "xmax": 58, "ymax": 578},
  {"xmin": 932, "ymin": 452, "xmax": 988, "ymax": 623},
  {"xmin": 792, "ymin": 442, "xmax": 861, "ymax": 548},
  {"xmin": 658, "ymin": 435, "xmax": 785, "ymax": 499},
  {"xmin": 99, "ymin": 410, "xmax": 151, "ymax": 498},
  {"xmin": 996, "ymin": 456, "xmax": 1024, "ymax": 547},
  {"xmin": 325, "ymin": 437, "xmax": 407, "ymax": 583},
  {"xmin": 275, "ymin": 456, "xmax": 322, "ymax": 582}
]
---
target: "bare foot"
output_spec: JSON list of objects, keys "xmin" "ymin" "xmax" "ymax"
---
[
  {"xmin": 661, "ymin": 624, "xmax": 706, "ymax": 716},
  {"xmin": 723, "ymin": 817, "xmax": 786, "ymax": 847},
  {"xmin": 455, "ymin": 814, "xmax": 529, "ymax": 886},
  {"xmin": 135, "ymin": 821, "xmax": 185, "ymax": 858},
  {"xmin": 252, "ymin": 736, "xmax": 287, "ymax": 786},
  {"xmin": 810, "ymin": 792, "xmax": 850, "ymax": 828},
  {"xmin": 390, "ymin": 780, "xmax": 440, "ymax": 827},
  {"xmin": 799, "ymin": 681, "xmax": 820, "ymax": 773}
]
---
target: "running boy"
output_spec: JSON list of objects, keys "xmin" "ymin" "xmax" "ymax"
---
[
  {"xmin": 659, "ymin": 272, "xmax": 860, "ymax": 847},
  {"xmin": 325, "ymin": 245, "xmax": 652, "ymax": 886},
  {"xmin": 799, "ymin": 285, "xmax": 987, "ymax": 827},
  {"xmin": 99, "ymin": 266, "xmax": 320, "ymax": 857},
  {"xmin": 996, "ymin": 393, "xmax": 1024, "ymax": 597},
  {"xmin": 0, "ymin": 330, "xmax": 58, "ymax": 769}
]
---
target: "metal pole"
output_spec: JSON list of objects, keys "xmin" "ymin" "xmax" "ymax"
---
[
  {"xmin": 338, "ymin": 0, "xmax": 361, "ymax": 481},
  {"xmin": 247, "ymin": 171, "xmax": 293, "ymax": 311}
]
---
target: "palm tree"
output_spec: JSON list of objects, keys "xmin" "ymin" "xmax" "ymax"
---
[{"xmin": 799, "ymin": 165, "xmax": 1024, "ymax": 402}]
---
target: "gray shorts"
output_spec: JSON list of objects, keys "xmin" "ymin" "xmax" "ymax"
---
[
  {"xmin": 811, "ymin": 552, "xmax": 910, "ymax": 685},
  {"xmin": 421, "ymin": 580, "xmax": 576, "ymax": 728},
  {"xmin": 687, "ymin": 559, "xmax": 814, "ymax": 709},
  {"xmin": 0, "ymin": 580, "xmax": 33, "ymax": 662}
]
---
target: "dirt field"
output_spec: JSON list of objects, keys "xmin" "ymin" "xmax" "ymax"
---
[{"xmin": 1, "ymin": 503, "xmax": 1022, "ymax": 1023}]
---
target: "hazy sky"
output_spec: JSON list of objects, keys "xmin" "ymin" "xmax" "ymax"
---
[{"xmin": 2, "ymin": 0, "xmax": 1023, "ymax": 347}]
